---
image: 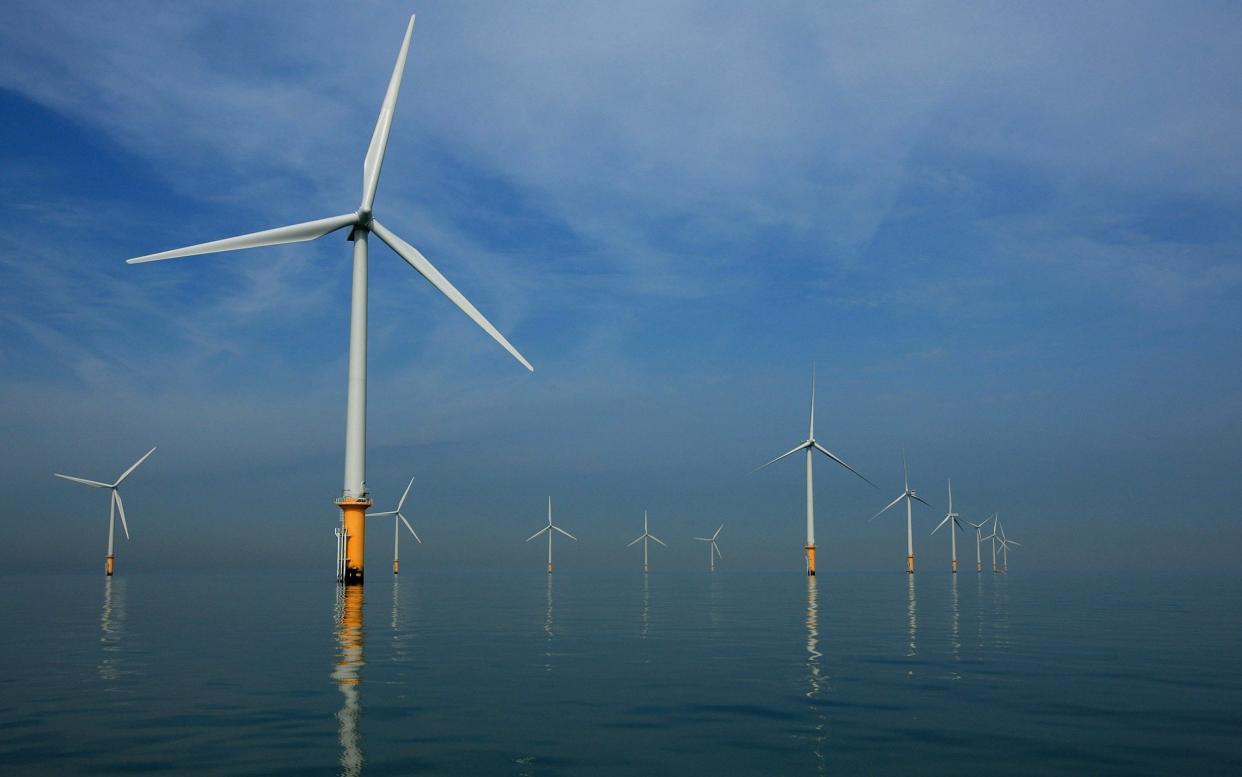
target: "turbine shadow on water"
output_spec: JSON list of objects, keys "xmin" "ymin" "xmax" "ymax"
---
[{"xmin": 333, "ymin": 585, "xmax": 365, "ymax": 776}]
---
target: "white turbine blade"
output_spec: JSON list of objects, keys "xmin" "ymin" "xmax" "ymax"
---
[
  {"xmin": 397, "ymin": 476, "xmax": 415, "ymax": 511},
  {"xmin": 113, "ymin": 446, "xmax": 157, "ymax": 486},
  {"xmin": 398, "ymin": 512, "xmax": 420, "ymax": 543},
  {"xmin": 525, "ymin": 526, "xmax": 550, "ymax": 542},
  {"xmin": 712, "ymin": 542, "xmax": 722, "ymax": 559},
  {"xmin": 712, "ymin": 524, "xmax": 723, "ymax": 540},
  {"xmin": 112, "ymin": 490, "xmax": 130, "ymax": 540},
  {"xmin": 983, "ymin": 532, "xmax": 996, "ymax": 541},
  {"xmin": 868, "ymin": 493, "xmax": 905, "ymax": 522},
  {"xmin": 911, "ymin": 494, "xmax": 934, "ymax": 509},
  {"xmin": 627, "ymin": 534, "xmax": 645, "ymax": 547},
  {"xmin": 931, "ymin": 513, "xmax": 953, "ymax": 535},
  {"xmin": 552, "ymin": 525, "xmax": 577, "ymax": 541},
  {"xmin": 649, "ymin": 534, "xmax": 667, "ymax": 547},
  {"xmin": 947, "ymin": 479, "xmax": 953, "ymax": 512},
  {"xmin": 360, "ymin": 15, "xmax": 416, "ymax": 214},
  {"xmin": 1006, "ymin": 540, "xmax": 1022, "ymax": 547},
  {"xmin": 751, "ymin": 441, "xmax": 809, "ymax": 473},
  {"xmin": 370, "ymin": 509, "xmax": 397, "ymax": 517},
  {"xmin": 126, "ymin": 214, "xmax": 359, "ymax": 264},
  {"xmin": 53, "ymin": 473, "xmax": 110, "ymax": 488},
  {"xmin": 693, "ymin": 537, "xmax": 711, "ymax": 542},
  {"xmin": 371, "ymin": 219, "xmax": 533, "ymax": 371},
  {"xmin": 902, "ymin": 449, "xmax": 909, "ymax": 491},
  {"xmin": 812, "ymin": 442, "xmax": 877, "ymax": 487}
]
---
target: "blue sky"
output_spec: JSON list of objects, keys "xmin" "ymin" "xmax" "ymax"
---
[{"xmin": 2, "ymin": 1, "xmax": 1240, "ymax": 573}]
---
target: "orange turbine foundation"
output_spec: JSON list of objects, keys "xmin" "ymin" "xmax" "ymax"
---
[
  {"xmin": 906, "ymin": 555, "xmax": 915, "ymax": 574},
  {"xmin": 105, "ymin": 555, "xmax": 114, "ymax": 576},
  {"xmin": 805, "ymin": 545, "xmax": 816, "ymax": 576},
  {"xmin": 337, "ymin": 498, "xmax": 371, "ymax": 584}
]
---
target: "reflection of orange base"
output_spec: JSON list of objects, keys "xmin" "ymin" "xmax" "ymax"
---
[
  {"xmin": 906, "ymin": 555, "xmax": 915, "ymax": 574},
  {"xmin": 805, "ymin": 545, "xmax": 816, "ymax": 576},
  {"xmin": 951, "ymin": 559, "xmax": 958, "ymax": 573},
  {"xmin": 336, "ymin": 498, "xmax": 372, "ymax": 584},
  {"xmin": 105, "ymin": 555, "xmax": 114, "ymax": 576},
  {"xmin": 393, "ymin": 559, "xmax": 399, "ymax": 575}
]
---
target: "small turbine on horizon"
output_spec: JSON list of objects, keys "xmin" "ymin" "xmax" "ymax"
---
[
  {"xmin": 753, "ymin": 366, "xmax": 875, "ymax": 576},
  {"xmin": 986, "ymin": 519, "xmax": 1021, "ymax": 573},
  {"xmin": 54, "ymin": 447, "xmax": 157, "ymax": 576},
  {"xmin": 369, "ymin": 476, "xmax": 419, "ymax": 575},
  {"xmin": 693, "ymin": 524, "xmax": 724, "ymax": 573},
  {"xmin": 124, "ymin": 15, "xmax": 532, "ymax": 585},
  {"xmin": 968, "ymin": 514, "xmax": 994, "ymax": 573},
  {"xmin": 526, "ymin": 497, "xmax": 576, "ymax": 574},
  {"xmin": 930, "ymin": 479, "xmax": 966, "ymax": 573},
  {"xmin": 627, "ymin": 510, "xmax": 667, "ymax": 573},
  {"xmin": 869, "ymin": 452, "xmax": 934, "ymax": 574}
]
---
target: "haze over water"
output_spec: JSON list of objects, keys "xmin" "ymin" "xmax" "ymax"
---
[{"xmin": 3, "ymin": 568, "xmax": 1238, "ymax": 775}]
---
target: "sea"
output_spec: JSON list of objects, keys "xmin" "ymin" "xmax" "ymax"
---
[{"xmin": 2, "ymin": 568, "xmax": 1239, "ymax": 775}]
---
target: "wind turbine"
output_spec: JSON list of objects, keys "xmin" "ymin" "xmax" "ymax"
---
[
  {"xmin": 54, "ymin": 447, "xmax": 157, "ymax": 575},
  {"xmin": 968, "ymin": 514, "xmax": 993, "ymax": 573},
  {"xmin": 930, "ymin": 480, "xmax": 966, "ymax": 573},
  {"xmin": 526, "ymin": 497, "xmax": 576, "ymax": 574},
  {"xmin": 627, "ymin": 510, "xmax": 667, "ymax": 573},
  {"xmin": 754, "ymin": 366, "xmax": 875, "ymax": 575},
  {"xmin": 693, "ymin": 524, "xmax": 724, "ymax": 573},
  {"xmin": 869, "ymin": 452, "xmax": 933, "ymax": 574},
  {"xmin": 369, "ymin": 476, "xmax": 418, "ymax": 575},
  {"xmin": 983, "ymin": 514, "xmax": 1001, "ymax": 573},
  {"xmin": 994, "ymin": 520, "xmax": 1021, "ymax": 573},
  {"xmin": 124, "ymin": 15, "xmax": 532, "ymax": 585}
]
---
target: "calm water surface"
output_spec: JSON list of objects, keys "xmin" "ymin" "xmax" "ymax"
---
[{"xmin": 1, "ymin": 569, "xmax": 1239, "ymax": 775}]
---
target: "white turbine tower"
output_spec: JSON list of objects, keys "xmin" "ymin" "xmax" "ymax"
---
[
  {"xmin": 627, "ymin": 510, "xmax": 667, "ymax": 573},
  {"xmin": 983, "ymin": 514, "xmax": 1002, "ymax": 573},
  {"xmin": 930, "ymin": 479, "xmax": 966, "ymax": 573},
  {"xmin": 754, "ymin": 366, "xmax": 875, "ymax": 576},
  {"xmin": 369, "ymin": 476, "xmax": 418, "ymax": 575},
  {"xmin": 693, "ymin": 524, "xmax": 724, "ymax": 573},
  {"xmin": 526, "ymin": 497, "xmax": 576, "ymax": 574},
  {"xmin": 968, "ymin": 514, "xmax": 993, "ymax": 573},
  {"xmin": 124, "ymin": 15, "xmax": 531, "ymax": 585},
  {"xmin": 54, "ymin": 447, "xmax": 157, "ymax": 576},
  {"xmin": 869, "ymin": 452, "xmax": 934, "ymax": 574}
]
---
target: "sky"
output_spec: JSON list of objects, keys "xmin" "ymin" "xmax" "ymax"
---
[{"xmin": 1, "ymin": 1, "xmax": 1240, "ymax": 574}]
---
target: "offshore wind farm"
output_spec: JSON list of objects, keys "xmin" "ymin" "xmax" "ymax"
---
[{"xmin": 3, "ymin": 3, "xmax": 1241, "ymax": 775}]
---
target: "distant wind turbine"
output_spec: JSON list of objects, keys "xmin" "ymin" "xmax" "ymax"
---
[
  {"xmin": 370, "ymin": 476, "xmax": 419, "ymax": 575},
  {"xmin": 693, "ymin": 524, "xmax": 724, "ymax": 573},
  {"xmin": 54, "ymin": 447, "xmax": 157, "ymax": 576},
  {"xmin": 930, "ymin": 480, "xmax": 966, "ymax": 573},
  {"xmin": 627, "ymin": 510, "xmax": 667, "ymax": 573},
  {"xmin": 124, "ymin": 14, "xmax": 532, "ymax": 585},
  {"xmin": 526, "ymin": 497, "xmax": 576, "ymax": 574},
  {"xmin": 993, "ymin": 520, "xmax": 1021, "ymax": 573},
  {"xmin": 983, "ymin": 514, "xmax": 1002, "ymax": 573},
  {"xmin": 754, "ymin": 366, "xmax": 875, "ymax": 575},
  {"xmin": 968, "ymin": 514, "xmax": 994, "ymax": 573},
  {"xmin": 869, "ymin": 452, "xmax": 934, "ymax": 574}
]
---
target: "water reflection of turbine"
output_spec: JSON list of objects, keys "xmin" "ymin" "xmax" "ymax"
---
[
  {"xmin": 949, "ymin": 574, "xmax": 961, "ymax": 679},
  {"xmin": 806, "ymin": 577, "xmax": 827, "ymax": 773},
  {"xmin": 333, "ymin": 585, "xmax": 366, "ymax": 776},
  {"xmin": 641, "ymin": 574, "xmax": 650, "ymax": 640},
  {"xmin": 542, "ymin": 575, "xmax": 556, "ymax": 673},
  {"xmin": 99, "ymin": 577, "xmax": 126, "ymax": 682},
  {"xmin": 906, "ymin": 576, "xmax": 918, "ymax": 666}
]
